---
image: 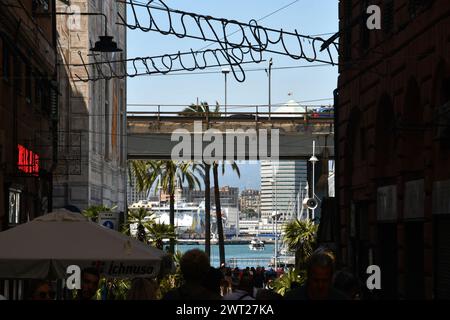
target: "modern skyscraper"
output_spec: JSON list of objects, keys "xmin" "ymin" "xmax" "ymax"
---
[{"xmin": 260, "ymin": 160, "xmax": 308, "ymax": 220}]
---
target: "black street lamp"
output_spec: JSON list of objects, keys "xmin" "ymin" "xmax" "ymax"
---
[{"xmin": 54, "ymin": 11, "xmax": 122, "ymax": 53}]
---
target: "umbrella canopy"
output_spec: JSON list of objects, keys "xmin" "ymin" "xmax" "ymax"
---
[{"xmin": 0, "ymin": 210, "xmax": 173, "ymax": 279}]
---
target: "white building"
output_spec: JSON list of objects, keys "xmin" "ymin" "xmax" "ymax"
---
[
  {"xmin": 238, "ymin": 219, "xmax": 259, "ymax": 236},
  {"xmin": 260, "ymin": 160, "xmax": 308, "ymax": 220}
]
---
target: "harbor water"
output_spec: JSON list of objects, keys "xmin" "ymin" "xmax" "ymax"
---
[{"xmin": 176, "ymin": 243, "xmax": 278, "ymax": 268}]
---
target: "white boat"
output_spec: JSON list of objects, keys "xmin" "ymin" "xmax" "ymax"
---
[{"xmin": 249, "ymin": 238, "xmax": 265, "ymax": 251}]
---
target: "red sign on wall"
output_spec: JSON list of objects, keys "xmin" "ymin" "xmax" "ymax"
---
[{"xmin": 17, "ymin": 145, "xmax": 39, "ymax": 176}]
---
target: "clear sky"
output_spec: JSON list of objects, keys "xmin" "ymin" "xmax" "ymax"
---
[{"xmin": 126, "ymin": 0, "xmax": 339, "ymax": 191}]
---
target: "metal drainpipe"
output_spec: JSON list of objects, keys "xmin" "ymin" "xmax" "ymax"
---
[{"xmin": 333, "ymin": 87, "xmax": 341, "ymax": 267}]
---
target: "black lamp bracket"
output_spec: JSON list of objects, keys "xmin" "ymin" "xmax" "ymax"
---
[{"xmin": 54, "ymin": 12, "xmax": 109, "ymax": 36}]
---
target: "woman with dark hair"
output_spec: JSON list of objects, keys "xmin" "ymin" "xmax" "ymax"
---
[{"xmin": 127, "ymin": 278, "xmax": 158, "ymax": 300}]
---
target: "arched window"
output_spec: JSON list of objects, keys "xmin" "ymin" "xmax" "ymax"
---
[
  {"xmin": 434, "ymin": 61, "xmax": 450, "ymax": 150},
  {"xmin": 402, "ymin": 78, "xmax": 424, "ymax": 166},
  {"xmin": 344, "ymin": 108, "xmax": 366, "ymax": 185},
  {"xmin": 376, "ymin": 94, "xmax": 397, "ymax": 173}
]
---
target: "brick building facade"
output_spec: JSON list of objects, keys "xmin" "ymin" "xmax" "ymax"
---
[
  {"xmin": 0, "ymin": 0, "xmax": 58, "ymax": 232},
  {"xmin": 337, "ymin": 0, "xmax": 450, "ymax": 299}
]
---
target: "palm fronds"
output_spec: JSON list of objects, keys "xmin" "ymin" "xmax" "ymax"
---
[{"xmin": 282, "ymin": 219, "xmax": 318, "ymax": 268}]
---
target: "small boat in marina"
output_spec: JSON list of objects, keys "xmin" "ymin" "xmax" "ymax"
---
[{"xmin": 249, "ymin": 238, "xmax": 265, "ymax": 251}]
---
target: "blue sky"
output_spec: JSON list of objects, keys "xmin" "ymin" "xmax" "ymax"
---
[{"xmin": 126, "ymin": 0, "xmax": 339, "ymax": 191}]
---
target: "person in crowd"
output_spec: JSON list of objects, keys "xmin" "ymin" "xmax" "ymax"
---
[
  {"xmin": 333, "ymin": 270, "xmax": 362, "ymax": 300},
  {"xmin": 255, "ymin": 289, "xmax": 283, "ymax": 300},
  {"xmin": 127, "ymin": 278, "xmax": 158, "ymax": 300},
  {"xmin": 29, "ymin": 280, "xmax": 55, "ymax": 300},
  {"xmin": 163, "ymin": 249, "xmax": 221, "ymax": 300},
  {"xmin": 221, "ymin": 269, "xmax": 233, "ymax": 296},
  {"xmin": 260, "ymin": 267, "xmax": 267, "ymax": 286},
  {"xmin": 253, "ymin": 267, "xmax": 264, "ymax": 290},
  {"xmin": 284, "ymin": 248, "xmax": 348, "ymax": 300},
  {"xmin": 223, "ymin": 274, "xmax": 255, "ymax": 300},
  {"xmin": 201, "ymin": 266, "xmax": 224, "ymax": 297},
  {"xmin": 78, "ymin": 267, "xmax": 100, "ymax": 300}
]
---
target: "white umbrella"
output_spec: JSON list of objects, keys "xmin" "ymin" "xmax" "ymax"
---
[{"xmin": 0, "ymin": 209, "xmax": 172, "ymax": 279}]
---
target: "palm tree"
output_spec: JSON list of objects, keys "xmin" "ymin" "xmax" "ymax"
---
[
  {"xmin": 122, "ymin": 208, "xmax": 154, "ymax": 242},
  {"xmin": 129, "ymin": 160, "xmax": 200, "ymax": 254},
  {"xmin": 181, "ymin": 101, "xmax": 242, "ymax": 265},
  {"xmin": 82, "ymin": 205, "xmax": 116, "ymax": 223},
  {"xmin": 191, "ymin": 161, "xmax": 212, "ymax": 259},
  {"xmin": 181, "ymin": 101, "xmax": 219, "ymax": 260},
  {"xmin": 213, "ymin": 161, "xmax": 240, "ymax": 266},
  {"xmin": 146, "ymin": 222, "xmax": 176, "ymax": 250},
  {"xmin": 282, "ymin": 219, "xmax": 318, "ymax": 270}
]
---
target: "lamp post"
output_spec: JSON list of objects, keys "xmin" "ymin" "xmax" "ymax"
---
[
  {"xmin": 268, "ymin": 58, "xmax": 273, "ymax": 120},
  {"xmin": 222, "ymin": 68, "xmax": 230, "ymax": 116},
  {"xmin": 271, "ymin": 171, "xmax": 278, "ymax": 269},
  {"xmin": 309, "ymin": 141, "xmax": 319, "ymax": 221}
]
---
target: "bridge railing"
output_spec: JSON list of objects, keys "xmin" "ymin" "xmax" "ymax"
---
[
  {"xmin": 127, "ymin": 104, "xmax": 334, "ymax": 121},
  {"xmin": 226, "ymin": 257, "xmax": 296, "ymax": 269}
]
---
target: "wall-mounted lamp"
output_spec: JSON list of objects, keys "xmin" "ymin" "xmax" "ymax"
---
[{"xmin": 55, "ymin": 12, "xmax": 122, "ymax": 53}]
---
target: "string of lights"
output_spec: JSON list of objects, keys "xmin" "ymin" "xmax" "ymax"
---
[
  {"xmin": 73, "ymin": 46, "xmax": 264, "ymax": 82},
  {"xmin": 64, "ymin": 0, "xmax": 339, "ymax": 83},
  {"xmin": 116, "ymin": 0, "xmax": 339, "ymax": 66}
]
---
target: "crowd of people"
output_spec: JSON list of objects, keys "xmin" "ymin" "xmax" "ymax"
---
[
  {"xmin": 23, "ymin": 247, "xmax": 363, "ymax": 301},
  {"xmin": 162, "ymin": 248, "xmax": 361, "ymax": 300}
]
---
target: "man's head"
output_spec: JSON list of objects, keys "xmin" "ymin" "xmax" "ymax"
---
[
  {"xmin": 30, "ymin": 280, "xmax": 54, "ymax": 300},
  {"xmin": 306, "ymin": 249, "xmax": 335, "ymax": 300},
  {"xmin": 80, "ymin": 268, "xmax": 100, "ymax": 300},
  {"xmin": 180, "ymin": 249, "xmax": 210, "ymax": 283},
  {"xmin": 201, "ymin": 267, "xmax": 223, "ymax": 295}
]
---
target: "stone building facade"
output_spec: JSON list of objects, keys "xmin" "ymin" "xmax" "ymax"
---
[{"xmin": 53, "ymin": 0, "xmax": 127, "ymax": 212}]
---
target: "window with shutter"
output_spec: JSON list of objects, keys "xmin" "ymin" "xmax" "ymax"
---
[
  {"xmin": 359, "ymin": 0, "xmax": 370, "ymax": 52},
  {"xmin": 343, "ymin": 1, "xmax": 353, "ymax": 62},
  {"xmin": 2, "ymin": 44, "xmax": 10, "ymax": 81},
  {"xmin": 383, "ymin": 0, "xmax": 395, "ymax": 34},
  {"xmin": 409, "ymin": 0, "xmax": 435, "ymax": 18}
]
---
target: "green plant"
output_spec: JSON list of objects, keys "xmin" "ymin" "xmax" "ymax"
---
[
  {"xmin": 270, "ymin": 268, "xmax": 306, "ymax": 296},
  {"xmin": 157, "ymin": 250, "xmax": 184, "ymax": 299},
  {"xmin": 282, "ymin": 219, "xmax": 318, "ymax": 269},
  {"xmin": 146, "ymin": 222, "xmax": 176, "ymax": 250},
  {"xmin": 122, "ymin": 208, "xmax": 155, "ymax": 242},
  {"xmin": 94, "ymin": 277, "xmax": 131, "ymax": 300},
  {"xmin": 82, "ymin": 205, "xmax": 117, "ymax": 223}
]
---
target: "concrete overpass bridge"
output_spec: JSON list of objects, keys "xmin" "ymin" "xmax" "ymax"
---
[{"xmin": 127, "ymin": 108, "xmax": 334, "ymax": 161}]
